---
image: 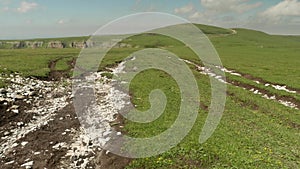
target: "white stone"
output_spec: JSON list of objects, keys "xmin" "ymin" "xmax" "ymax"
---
[
  {"xmin": 4, "ymin": 131, "xmax": 10, "ymax": 136},
  {"xmin": 5, "ymin": 160, "xmax": 14, "ymax": 165},
  {"xmin": 15, "ymin": 94, "xmax": 25, "ymax": 100},
  {"xmin": 12, "ymin": 109, "xmax": 19, "ymax": 114},
  {"xmin": 0, "ymin": 97, "xmax": 5, "ymax": 102},
  {"xmin": 34, "ymin": 152, "xmax": 40, "ymax": 155},
  {"xmin": 52, "ymin": 142, "xmax": 66, "ymax": 149},
  {"xmin": 20, "ymin": 161, "xmax": 33, "ymax": 168},
  {"xmin": 17, "ymin": 122, "xmax": 24, "ymax": 126},
  {"xmin": 21, "ymin": 141, "xmax": 28, "ymax": 146}
]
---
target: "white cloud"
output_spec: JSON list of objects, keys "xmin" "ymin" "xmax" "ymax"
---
[
  {"xmin": 200, "ymin": 0, "xmax": 262, "ymax": 14},
  {"xmin": 57, "ymin": 19, "xmax": 65, "ymax": 24},
  {"xmin": 247, "ymin": 0, "xmax": 300, "ymax": 28},
  {"xmin": 17, "ymin": 1, "xmax": 38, "ymax": 13},
  {"xmin": 174, "ymin": 4, "xmax": 195, "ymax": 14},
  {"xmin": 174, "ymin": 0, "xmax": 262, "ymax": 23},
  {"xmin": 261, "ymin": 0, "xmax": 300, "ymax": 18},
  {"xmin": 189, "ymin": 11, "xmax": 202, "ymax": 19}
]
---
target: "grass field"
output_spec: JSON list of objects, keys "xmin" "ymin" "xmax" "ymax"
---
[
  {"xmin": 0, "ymin": 48, "xmax": 80, "ymax": 80},
  {"xmin": 210, "ymin": 29, "xmax": 300, "ymax": 89},
  {"xmin": 125, "ymin": 69, "xmax": 299, "ymax": 169},
  {"xmin": 0, "ymin": 24, "xmax": 299, "ymax": 168}
]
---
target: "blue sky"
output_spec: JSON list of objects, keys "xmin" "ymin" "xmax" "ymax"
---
[{"xmin": 0, "ymin": 0, "xmax": 299, "ymax": 39}]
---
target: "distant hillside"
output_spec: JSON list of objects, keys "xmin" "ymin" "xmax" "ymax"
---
[
  {"xmin": 194, "ymin": 24, "xmax": 233, "ymax": 34},
  {"xmin": 0, "ymin": 36, "xmax": 89, "ymax": 49},
  {"xmin": 1, "ymin": 24, "xmax": 298, "ymax": 49},
  {"xmin": 0, "ymin": 24, "xmax": 234, "ymax": 49},
  {"xmin": 212, "ymin": 28, "xmax": 300, "ymax": 48}
]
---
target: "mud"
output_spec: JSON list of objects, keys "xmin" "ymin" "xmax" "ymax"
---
[
  {"xmin": 0, "ymin": 58, "xmax": 131, "ymax": 169},
  {"xmin": 1, "ymin": 57, "xmax": 298, "ymax": 169}
]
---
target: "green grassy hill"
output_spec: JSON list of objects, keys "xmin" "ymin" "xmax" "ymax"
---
[
  {"xmin": 1, "ymin": 23, "xmax": 299, "ymax": 88},
  {"xmin": 195, "ymin": 24, "xmax": 233, "ymax": 34},
  {"xmin": 210, "ymin": 28, "xmax": 300, "ymax": 89},
  {"xmin": 0, "ymin": 24, "xmax": 299, "ymax": 168}
]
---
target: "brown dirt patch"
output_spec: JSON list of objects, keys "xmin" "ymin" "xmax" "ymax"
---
[
  {"xmin": 0, "ymin": 103, "xmax": 80, "ymax": 168},
  {"xmin": 227, "ymin": 79, "xmax": 300, "ymax": 109}
]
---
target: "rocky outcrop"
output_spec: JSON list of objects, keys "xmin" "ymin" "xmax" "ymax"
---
[
  {"xmin": 0, "ymin": 41, "xmax": 43, "ymax": 49},
  {"xmin": 0, "ymin": 39, "xmax": 132, "ymax": 49},
  {"xmin": 69, "ymin": 41, "xmax": 87, "ymax": 48},
  {"xmin": 6, "ymin": 41, "xmax": 23, "ymax": 48},
  {"xmin": 47, "ymin": 41, "xmax": 65, "ymax": 48},
  {"xmin": 25, "ymin": 41, "xmax": 43, "ymax": 48}
]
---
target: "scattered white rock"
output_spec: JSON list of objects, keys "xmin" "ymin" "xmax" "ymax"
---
[
  {"xmin": 21, "ymin": 141, "xmax": 28, "ymax": 146},
  {"xmin": 0, "ymin": 75, "xmax": 72, "ymax": 159},
  {"xmin": 231, "ymin": 72, "xmax": 242, "ymax": 76},
  {"xmin": 182, "ymin": 59, "xmax": 299, "ymax": 110},
  {"xmin": 20, "ymin": 161, "xmax": 33, "ymax": 168},
  {"xmin": 4, "ymin": 131, "xmax": 10, "ymax": 136},
  {"xmin": 11, "ymin": 143, "xmax": 18, "ymax": 148},
  {"xmin": 271, "ymin": 85, "xmax": 297, "ymax": 94},
  {"xmin": 5, "ymin": 160, "xmax": 14, "ymax": 165},
  {"xmin": 253, "ymin": 90, "xmax": 259, "ymax": 94},
  {"xmin": 15, "ymin": 94, "xmax": 25, "ymax": 100},
  {"xmin": 17, "ymin": 122, "xmax": 24, "ymax": 126},
  {"xmin": 11, "ymin": 105, "xmax": 19, "ymax": 109},
  {"xmin": 52, "ymin": 142, "xmax": 67, "ymax": 149},
  {"xmin": 12, "ymin": 109, "xmax": 19, "ymax": 114}
]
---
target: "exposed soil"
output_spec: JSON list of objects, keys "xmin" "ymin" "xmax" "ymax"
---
[
  {"xmin": 93, "ymin": 150, "xmax": 131, "ymax": 169},
  {"xmin": 236, "ymin": 70, "xmax": 300, "ymax": 95},
  {"xmin": 227, "ymin": 79, "xmax": 300, "ymax": 109},
  {"xmin": 0, "ymin": 100, "xmax": 32, "ymax": 138},
  {"xmin": 0, "ymin": 101, "xmax": 131, "ymax": 168},
  {"xmin": 48, "ymin": 57, "xmax": 75, "ymax": 81},
  {"xmin": 227, "ymin": 91, "xmax": 300, "ymax": 129},
  {"xmin": 1, "ymin": 58, "xmax": 298, "ymax": 169},
  {"xmin": 0, "ymin": 58, "xmax": 132, "ymax": 169},
  {"xmin": 185, "ymin": 60, "xmax": 299, "ymax": 110},
  {"xmin": 0, "ymin": 103, "xmax": 80, "ymax": 168},
  {"xmin": 92, "ymin": 111, "xmax": 132, "ymax": 168}
]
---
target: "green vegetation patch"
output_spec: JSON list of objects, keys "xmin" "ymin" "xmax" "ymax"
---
[{"xmin": 0, "ymin": 48, "xmax": 80, "ymax": 79}]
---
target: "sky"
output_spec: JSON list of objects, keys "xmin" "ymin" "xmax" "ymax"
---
[{"xmin": 0, "ymin": 0, "xmax": 299, "ymax": 39}]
